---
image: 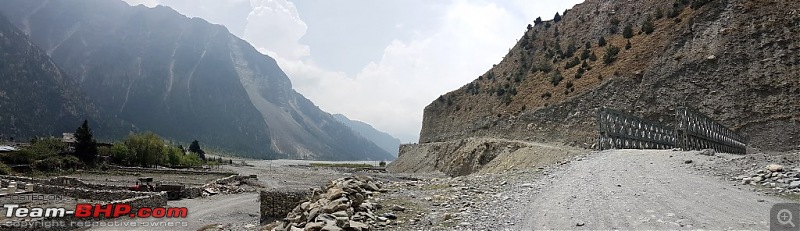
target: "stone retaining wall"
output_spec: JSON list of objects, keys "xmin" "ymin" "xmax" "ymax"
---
[
  {"xmin": 260, "ymin": 189, "xmax": 312, "ymax": 224},
  {"xmin": 0, "ymin": 176, "xmax": 129, "ymax": 190},
  {"xmin": 110, "ymin": 166, "xmax": 235, "ymax": 176}
]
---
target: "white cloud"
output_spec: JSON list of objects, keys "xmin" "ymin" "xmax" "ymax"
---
[
  {"xmin": 271, "ymin": 1, "xmax": 526, "ymax": 142},
  {"xmin": 122, "ymin": 0, "xmax": 159, "ymax": 7},
  {"xmin": 244, "ymin": 0, "xmax": 310, "ymax": 60}
]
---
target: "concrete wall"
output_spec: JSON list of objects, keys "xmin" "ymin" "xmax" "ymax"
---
[{"xmin": 259, "ymin": 189, "xmax": 311, "ymax": 224}]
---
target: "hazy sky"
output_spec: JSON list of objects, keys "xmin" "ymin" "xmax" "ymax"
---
[{"xmin": 123, "ymin": 0, "xmax": 583, "ymax": 143}]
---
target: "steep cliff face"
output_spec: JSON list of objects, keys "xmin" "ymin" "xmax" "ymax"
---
[
  {"xmin": 0, "ymin": 0, "xmax": 393, "ymax": 160},
  {"xmin": 0, "ymin": 14, "xmax": 99, "ymax": 139},
  {"xmin": 419, "ymin": 0, "xmax": 800, "ymax": 151}
]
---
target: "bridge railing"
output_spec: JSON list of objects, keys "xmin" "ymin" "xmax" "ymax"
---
[
  {"xmin": 675, "ymin": 107, "xmax": 747, "ymax": 154},
  {"xmin": 597, "ymin": 107, "xmax": 676, "ymax": 150},
  {"xmin": 597, "ymin": 107, "xmax": 747, "ymax": 154}
]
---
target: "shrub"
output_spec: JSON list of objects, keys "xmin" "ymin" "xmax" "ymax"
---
[
  {"xmin": 550, "ymin": 71, "xmax": 564, "ymax": 86},
  {"xmin": 379, "ymin": 161, "xmax": 386, "ymax": 167},
  {"xmin": 575, "ymin": 67, "xmax": 585, "ymax": 78},
  {"xmin": 610, "ymin": 17, "xmax": 620, "ymax": 34},
  {"xmin": 539, "ymin": 61, "xmax": 553, "ymax": 73},
  {"xmin": 625, "ymin": 40, "xmax": 632, "ymax": 50},
  {"xmin": 565, "ymin": 81, "xmax": 574, "ymax": 89},
  {"xmin": 623, "ymin": 23, "xmax": 634, "ymax": 38},
  {"xmin": 564, "ymin": 42, "xmax": 577, "ymax": 58},
  {"xmin": 496, "ymin": 88, "xmax": 506, "ymax": 96},
  {"xmin": 0, "ymin": 162, "xmax": 12, "ymax": 175},
  {"xmin": 691, "ymin": 0, "xmax": 710, "ymax": 9},
  {"xmin": 527, "ymin": 24, "xmax": 533, "ymax": 30},
  {"xmin": 565, "ymin": 57, "xmax": 581, "ymax": 69},
  {"xmin": 655, "ymin": 8, "xmax": 664, "ymax": 19},
  {"xmin": 541, "ymin": 92, "xmax": 552, "ymax": 99},
  {"xmin": 580, "ymin": 49, "xmax": 591, "ymax": 60},
  {"xmin": 642, "ymin": 16, "xmax": 655, "ymax": 34},
  {"xmin": 603, "ymin": 45, "xmax": 621, "ymax": 65},
  {"xmin": 554, "ymin": 12, "xmax": 562, "ymax": 23},
  {"xmin": 589, "ymin": 51, "xmax": 598, "ymax": 61},
  {"xmin": 598, "ymin": 36, "xmax": 607, "ymax": 47},
  {"xmin": 535, "ymin": 17, "xmax": 543, "ymax": 25}
]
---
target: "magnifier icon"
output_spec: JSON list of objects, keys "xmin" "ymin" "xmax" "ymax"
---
[{"xmin": 778, "ymin": 209, "xmax": 796, "ymax": 227}]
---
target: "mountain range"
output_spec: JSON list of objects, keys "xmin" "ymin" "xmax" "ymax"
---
[{"xmin": 0, "ymin": 0, "xmax": 395, "ymax": 161}]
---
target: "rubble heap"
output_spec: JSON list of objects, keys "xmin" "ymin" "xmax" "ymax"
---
[
  {"xmin": 734, "ymin": 164, "xmax": 800, "ymax": 194},
  {"xmin": 271, "ymin": 176, "xmax": 389, "ymax": 231}
]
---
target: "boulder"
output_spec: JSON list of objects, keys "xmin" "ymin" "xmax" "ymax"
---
[
  {"xmin": 348, "ymin": 221, "xmax": 369, "ymax": 231},
  {"xmin": 767, "ymin": 164, "xmax": 784, "ymax": 172},
  {"xmin": 790, "ymin": 181, "xmax": 800, "ymax": 189},
  {"xmin": 698, "ymin": 149, "xmax": 715, "ymax": 156},
  {"xmin": 304, "ymin": 222, "xmax": 325, "ymax": 231}
]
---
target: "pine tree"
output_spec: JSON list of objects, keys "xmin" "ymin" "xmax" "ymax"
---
[
  {"xmin": 74, "ymin": 120, "xmax": 97, "ymax": 165},
  {"xmin": 598, "ymin": 36, "xmax": 607, "ymax": 47},
  {"xmin": 623, "ymin": 23, "xmax": 634, "ymax": 38},
  {"xmin": 535, "ymin": 17, "xmax": 543, "ymax": 25},
  {"xmin": 554, "ymin": 12, "xmax": 562, "ymax": 23},
  {"xmin": 189, "ymin": 140, "xmax": 206, "ymax": 161}
]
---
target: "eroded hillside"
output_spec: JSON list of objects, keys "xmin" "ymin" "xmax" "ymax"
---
[{"xmin": 420, "ymin": 0, "xmax": 800, "ymax": 151}]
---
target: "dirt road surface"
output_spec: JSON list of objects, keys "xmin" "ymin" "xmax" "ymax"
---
[
  {"xmin": 91, "ymin": 192, "xmax": 259, "ymax": 231},
  {"xmin": 517, "ymin": 149, "xmax": 789, "ymax": 230}
]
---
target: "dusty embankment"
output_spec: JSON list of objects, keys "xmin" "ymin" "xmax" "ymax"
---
[{"xmin": 388, "ymin": 138, "xmax": 585, "ymax": 176}]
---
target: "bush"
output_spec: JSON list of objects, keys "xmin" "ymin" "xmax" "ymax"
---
[
  {"xmin": 580, "ymin": 49, "xmax": 591, "ymax": 60},
  {"xmin": 655, "ymin": 8, "xmax": 664, "ymax": 19},
  {"xmin": 623, "ymin": 23, "xmax": 634, "ymax": 38},
  {"xmin": 691, "ymin": 0, "xmax": 710, "ymax": 9},
  {"xmin": 565, "ymin": 57, "xmax": 581, "ymax": 69},
  {"xmin": 379, "ymin": 161, "xmax": 386, "ymax": 167},
  {"xmin": 642, "ymin": 16, "xmax": 655, "ymax": 34},
  {"xmin": 625, "ymin": 40, "xmax": 632, "ymax": 50},
  {"xmin": 0, "ymin": 162, "xmax": 12, "ymax": 175},
  {"xmin": 1, "ymin": 150, "xmax": 36, "ymax": 165},
  {"xmin": 541, "ymin": 92, "xmax": 552, "ymax": 99},
  {"xmin": 610, "ymin": 18, "xmax": 620, "ymax": 34},
  {"xmin": 575, "ymin": 67, "xmax": 585, "ymax": 79},
  {"xmin": 550, "ymin": 71, "xmax": 564, "ymax": 86},
  {"xmin": 535, "ymin": 17, "xmax": 543, "ymax": 25},
  {"xmin": 598, "ymin": 36, "xmax": 607, "ymax": 47},
  {"xmin": 603, "ymin": 45, "xmax": 621, "ymax": 65},
  {"xmin": 564, "ymin": 42, "xmax": 577, "ymax": 58},
  {"xmin": 554, "ymin": 12, "xmax": 562, "ymax": 23},
  {"xmin": 589, "ymin": 51, "xmax": 598, "ymax": 61},
  {"xmin": 539, "ymin": 61, "xmax": 553, "ymax": 73}
]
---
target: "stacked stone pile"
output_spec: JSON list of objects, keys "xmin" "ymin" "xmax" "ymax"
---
[
  {"xmin": 271, "ymin": 176, "xmax": 389, "ymax": 231},
  {"xmin": 734, "ymin": 164, "xmax": 800, "ymax": 193}
]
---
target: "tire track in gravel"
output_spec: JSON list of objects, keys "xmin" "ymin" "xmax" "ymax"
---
[{"xmin": 518, "ymin": 149, "xmax": 790, "ymax": 230}]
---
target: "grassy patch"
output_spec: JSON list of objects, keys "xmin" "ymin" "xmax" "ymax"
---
[{"xmin": 309, "ymin": 163, "xmax": 374, "ymax": 168}]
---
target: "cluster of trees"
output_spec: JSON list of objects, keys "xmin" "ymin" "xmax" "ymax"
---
[
  {"xmin": 107, "ymin": 133, "xmax": 206, "ymax": 168},
  {"xmin": 0, "ymin": 120, "xmax": 211, "ymax": 174}
]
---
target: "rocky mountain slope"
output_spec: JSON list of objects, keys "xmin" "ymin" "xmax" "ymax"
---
[
  {"xmin": 418, "ymin": 0, "xmax": 799, "ymax": 151},
  {"xmin": 333, "ymin": 114, "xmax": 401, "ymax": 156},
  {"xmin": 0, "ymin": 14, "xmax": 101, "ymax": 140},
  {"xmin": 0, "ymin": 0, "xmax": 392, "ymax": 160}
]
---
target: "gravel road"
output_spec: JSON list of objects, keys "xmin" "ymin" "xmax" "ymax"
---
[
  {"xmin": 517, "ymin": 149, "xmax": 789, "ymax": 230},
  {"xmin": 91, "ymin": 192, "xmax": 259, "ymax": 231}
]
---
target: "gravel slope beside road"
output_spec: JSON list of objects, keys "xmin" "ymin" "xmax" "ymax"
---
[{"xmin": 518, "ymin": 149, "xmax": 788, "ymax": 230}]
